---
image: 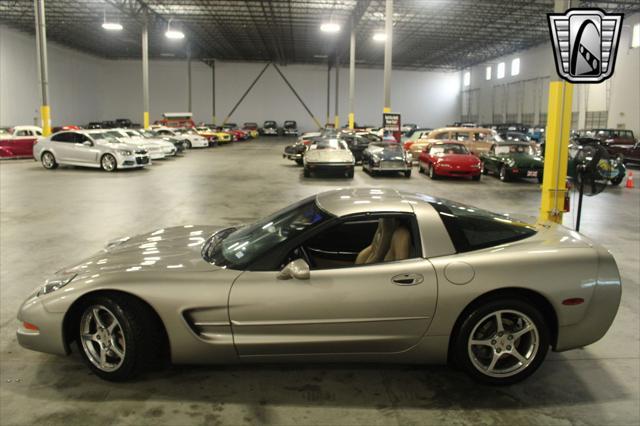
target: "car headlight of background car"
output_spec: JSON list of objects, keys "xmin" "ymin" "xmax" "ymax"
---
[
  {"xmin": 38, "ymin": 273, "xmax": 77, "ymax": 296},
  {"xmin": 117, "ymin": 149, "xmax": 133, "ymax": 156}
]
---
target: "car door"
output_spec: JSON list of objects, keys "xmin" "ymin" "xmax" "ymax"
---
[
  {"xmin": 71, "ymin": 133, "xmax": 101, "ymax": 164},
  {"xmin": 228, "ymin": 213, "xmax": 438, "ymax": 356},
  {"xmin": 482, "ymin": 144, "xmax": 498, "ymax": 172},
  {"xmin": 49, "ymin": 132, "xmax": 78, "ymax": 162}
]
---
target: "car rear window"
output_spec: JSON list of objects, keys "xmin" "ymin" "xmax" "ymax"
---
[{"xmin": 431, "ymin": 200, "xmax": 537, "ymax": 252}]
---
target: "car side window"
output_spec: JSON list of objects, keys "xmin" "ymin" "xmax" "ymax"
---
[
  {"xmin": 434, "ymin": 132, "xmax": 450, "ymax": 140},
  {"xmin": 51, "ymin": 132, "xmax": 75, "ymax": 143},
  {"xmin": 453, "ymin": 132, "xmax": 469, "ymax": 141},
  {"xmin": 76, "ymin": 134, "xmax": 91, "ymax": 143},
  {"xmin": 284, "ymin": 215, "xmax": 420, "ymax": 271},
  {"xmin": 15, "ymin": 130, "xmax": 29, "ymax": 136}
]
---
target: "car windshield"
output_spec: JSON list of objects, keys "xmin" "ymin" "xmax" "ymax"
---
[
  {"xmin": 90, "ymin": 132, "xmax": 122, "ymax": 143},
  {"xmin": 0, "ymin": 128, "xmax": 10, "ymax": 136},
  {"xmin": 126, "ymin": 130, "xmax": 140, "ymax": 137},
  {"xmin": 202, "ymin": 197, "xmax": 331, "ymax": 269},
  {"xmin": 265, "ymin": 121, "xmax": 276, "ymax": 127},
  {"xmin": 284, "ymin": 121, "xmax": 296, "ymax": 127},
  {"xmin": 430, "ymin": 144, "xmax": 469, "ymax": 155},
  {"xmin": 370, "ymin": 141, "xmax": 401, "ymax": 150},
  {"xmin": 495, "ymin": 144, "xmax": 534, "ymax": 155},
  {"xmin": 312, "ymin": 139, "xmax": 348, "ymax": 150}
]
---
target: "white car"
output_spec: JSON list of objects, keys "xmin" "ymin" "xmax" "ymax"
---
[
  {"xmin": 33, "ymin": 130, "xmax": 150, "ymax": 172},
  {"xmin": 117, "ymin": 129, "xmax": 177, "ymax": 158},
  {"xmin": 2, "ymin": 125, "xmax": 44, "ymax": 138},
  {"xmin": 155, "ymin": 127, "xmax": 208, "ymax": 148},
  {"xmin": 88, "ymin": 129, "xmax": 165, "ymax": 160},
  {"xmin": 303, "ymin": 138, "xmax": 355, "ymax": 178}
]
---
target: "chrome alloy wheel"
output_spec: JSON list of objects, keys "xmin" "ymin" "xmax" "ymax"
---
[
  {"xmin": 42, "ymin": 152, "xmax": 55, "ymax": 168},
  {"xmin": 467, "ymin": 309, "xmax": 539, "ymax": 378},
  {"xmin": 101, "ymin": 154, "xmax": 116, "ymax": 171},
  {"xmin": 80, "ymin": 305, "xmax": 126, "ymax": 372}
]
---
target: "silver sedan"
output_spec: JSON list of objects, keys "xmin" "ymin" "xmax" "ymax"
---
[
  {"xmin": 16, "ymin": 189, "xmax": 621, "ymax": 384},
  {"xmin": 34, "ymin": 130, "xmax": 150, "ymax": 172}
]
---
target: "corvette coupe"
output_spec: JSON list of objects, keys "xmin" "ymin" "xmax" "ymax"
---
[{"xmin": 17, "ymin": 189, "xmax": 621, "ymax": 385}]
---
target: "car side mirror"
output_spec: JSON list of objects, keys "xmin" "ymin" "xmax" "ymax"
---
[
  {"xmin": 82, "ymin": 141, "xmax": 93, "ymax": 147},
  {"xmin": 277, "ymin": 259, "xmax": 310, "ymax": 280}
]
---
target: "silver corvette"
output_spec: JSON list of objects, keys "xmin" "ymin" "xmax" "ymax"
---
[{"xmin": 17, "ymin": 189, "xmax": 621, "ymax": 384}]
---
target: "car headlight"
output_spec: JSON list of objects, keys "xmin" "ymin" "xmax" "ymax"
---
[
  {"xmin": 39, "ymin": 273, "xmax": 77, "ymax": 296},
  {"xmin": 471, "ymin": 163, "xmax": 481, "ymax": 168},
  {"xmin": 117, "ymin": 149, "xmax": 133, "ymax": 156}
]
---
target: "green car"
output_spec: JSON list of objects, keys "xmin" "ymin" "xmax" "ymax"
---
[
  {"xmin": 480, "ymin": 142, "xmax": 544, "ymax": 183},
  {"xmin": 566, "ymin": 141, "xmax": 626, "ymax": 186}
]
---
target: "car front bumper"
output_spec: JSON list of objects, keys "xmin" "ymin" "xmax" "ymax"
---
[
  {"xmin": 263, "ymin": 129, "xmax": 278, "ymax": 135},
  {"xmin": 120, "ymin": 154, "xmax": 151, "ymax": 168},
  {"xmin": 306, "ymin": 162, "xmax": 354, "ymax": 171},
  {"xmin": 505, "ymin": 167, "xmax": 542, "ymax": 178},
  {"xmin": 283, "ymin": 153, "xmax": 303, "ymax": 160},
  {"xmin": 370, "ymin": 160, "xmax": 411, "ymax": 172},
  {"xmin": 16, "ymin": 297, "xmax": 68, "ymax": 356},
  {"xmin": 434, "ymin": 165, "xmax": 481, "ymax": 177}
]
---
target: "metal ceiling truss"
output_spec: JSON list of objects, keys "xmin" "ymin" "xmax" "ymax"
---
[{"xmin": 1, "ymin": 0, "xmax": 638, "ymax": 70}]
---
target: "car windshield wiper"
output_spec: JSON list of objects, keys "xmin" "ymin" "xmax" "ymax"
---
[{"xmin": 202, "ymin": 227, "xmax": 237, "ymax": 263}]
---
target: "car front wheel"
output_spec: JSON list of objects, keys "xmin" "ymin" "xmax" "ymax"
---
[
  {"xmin": 77, "ymin": 294, "xmax": 164, "ymax": 381},
  {"xmin": 428, "ymin": 165, "xmax": 438, "ymax": 180},
  {"xmin": 453, "ymin": 298, "xmax": 550, "ymax": 385},
  {"xmin": 101, "ymin": 154, "xmax": 117, "ymax": 172},
  {"xmin": 499, "ymin": 165, "xmax": 510, "ymax": 182}
]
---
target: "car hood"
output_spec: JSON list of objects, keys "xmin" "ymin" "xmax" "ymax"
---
[
  {"xmin": 57, "ymin": 225, "xmax": 225, "ymax": 276},
  {"xmin": 436, "ymin": 154, "xmax": 479, "ymax": 164},
  {"xmin": 370, "ymin": 148, "xmax": 406, "ymax": 161},
  {"xmin": 499, "ymin": 154, "xmax": 543, "ymax": 167},
  {"xmin": 305, "ymin": 149, "xmax": 354, "ymax": 163},
  {"xmin": 95, "ymin": 141, "xmax": 141, "ymax": 151}
]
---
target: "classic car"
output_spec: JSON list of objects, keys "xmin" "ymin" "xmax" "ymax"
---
[
  {"xmin": 120, "ymin": 129, "xmax": 177, "ymax": 158},
  {"xmin": 498, "ymin": 131, "xmax": 532, "ymax": 142},
  {"xmin": 297, "ymin": 132, "xmax": 322, "ymax": 145},
  {"xmin": 141, "ymin": 129, "xmax": 186, "ymax": 153},
  {"xmin": 261, "ymin": 121, "xmax": 280, "ymax": 136},
  {"xmin": 85, "ymin": 122, "xmax": 103, "ymax": 129},
  {"xmin": 52, "ymin": 125, "xmax": 82, "ymax": 133},
  {"xmin": 283, "ymin": 121, "xmax": 299, "ymax": 137},
  {"xmin": 407, "ymin": 127, "xmax": 501, "ymax": 161},
  {"xmin": 528, "ymin": 127, "xmax": 545, "ymax": 143},
  {"xmin": 198, "ymin": 126, "xmax": 233, "ymax": 145},
  {"xmin": 606, "ymin": 140, "xmax": 640, "ymax": 166},
  {"xmin": 16, "ymin": 189, "xmax": 621, "ymax": 385},
  {"xmin": 33, "ymin": 130, "xmax": 150, "ymax": 172},
  {"xmin": 585, "ymin": 128, "xmax": 636, "ymax": 146},
  {"xmin": 480, "ymin": 142, "xmax": 544, "ymax": 183},
  {"xmin": 0, "ymin": 126, "xmax": 43, "ymax": 159},
  {"xmin": 114, "ymin": 119, "xmax": 135, "ymax": 128},
  {"xmin": 418, "ymin": 142, "xmax": 481, "ymax": 181},
  {"xmin": 401, "ymin": 123, "xmax": 418, "ymax": 135},
  {"xmin": 401, "ymin": 128, "xmax": 432, "ymax": 144},
  {"xmin": 195, "ymin": 127, "xmax": 219, "ymax": 145},
  {"xmin": 242, "ymin": 123, "xmax": 260, "ymax": 138},
  {"xmin": 221, "ymin": 124, "xmax": 250, "ymax": 141},
  {"xmin": 362, "ymin": 141, "xmax": 412, "ymax": 177},
  {"xmin": 100, "ymin": 121, "xmax": 116, "ymax": 129},
  {"xmin": 340, "ymin": 133, "xmax": 372, "ymax": 164},
  {"xmin": 282, "ymin": 142, "xmax": 307, "ymax": 165},
  {"xmin": 157, "ymin": 127, "xmax": 209, "ymax": 148},
  {"xmin": 303, "ymin": 138, "xmax": 355, "ymax": 178}
]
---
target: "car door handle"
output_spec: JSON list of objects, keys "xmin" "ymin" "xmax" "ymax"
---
[{"xmin": 391, "ymin": 273, "xmax": 424, "ymax": 286}]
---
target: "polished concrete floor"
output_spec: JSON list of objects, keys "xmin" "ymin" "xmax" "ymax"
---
[{"xmin": 1, "ymin": 137, "xmax": 639, "ymax": 426}]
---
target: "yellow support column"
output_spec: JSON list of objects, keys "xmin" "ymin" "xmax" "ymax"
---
[
  {"xmin": 41, "ymin": 105, "xmax": 51, "ymax": 136},
  {"xmin": 539, "ymin": 81, "xmax": 573, "ymax": 224},
  {"xmin": 383, "ymin": 107, "xmax": 391, "ymax": 113},
  {"xmin": 334, "ymin": 115, "xmax": 340, "ymax": 129},
  {"xmin": 143, "ymin": 111, "xmax": 150, "ymax": 129},
  {"xmin": 348, "ymin": 112, "xmax": 355, "ymax": 130}
]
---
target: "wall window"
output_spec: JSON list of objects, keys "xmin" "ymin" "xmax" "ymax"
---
[
  {"xmin": 632, "ymin": 23, "xmax": 640, "ymax": 48},
  {"xmin": 511, "ymin": 58, "xmax": 520, "ymax": 76},
  {"xmin": 497, "ymin": 62, "xmax": 505, "ymax": 79},
  {"xmin": 586, "ymin": 111, "xmax": 608, "ymax": 128},
  {"xmin": 463, "ymin": 71, "xmax": 470, "ymax": 87},
  {"xmin": 485, "ymin": 66, "xmax": 492, "ymax": 80}
]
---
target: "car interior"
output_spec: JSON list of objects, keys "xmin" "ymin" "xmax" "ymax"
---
[{"xmin": 283, "ymin": 215, "xmax": 418, "ymax": 270}]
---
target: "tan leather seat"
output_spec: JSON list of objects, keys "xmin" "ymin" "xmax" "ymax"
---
[
  {"xmin": 355, "ymin": 220, "xmax": 411, "ymax": 265},
  {"xmin": 354, "ymin": 218, "xmax": 395, "ymax": 265}
]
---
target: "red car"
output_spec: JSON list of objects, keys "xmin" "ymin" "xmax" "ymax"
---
[
  {"xmin": 0, "ymin": 126, "xmax": 42, "ymax": 159},
  {"xmin": 417, "ymin": 142, "xmax": 482, "ymax": 180}
]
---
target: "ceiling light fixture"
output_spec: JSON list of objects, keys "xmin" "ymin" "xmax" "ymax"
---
[
  {"xmin": 165, "ymin": 19, "xmax": 185, "ymax": 40},
  {"xmin": 102, "ymin": 8, "xmax": 122, "ymax": 31},
  {"xmin": 320, "ymin": 22, "xmax": 340, "ymax": 33},
  {"xmin": 372, "ymin": 32, "xmax": 386, "ymax": 42}
]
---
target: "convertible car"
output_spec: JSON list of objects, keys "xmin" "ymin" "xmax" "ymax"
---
[
  {"xmin": 303, "ymin": 138, "xmax": 355, "ymax": 178},
  {"xmin": 362, "ymin": 141, "xmax": 412, "ymax": 177},
  {"xmin": 418, "ymin": 142, "xmax": 481, "ymax": 181},
  {"xmin": 480, "ymin": 142, "xmax": 544, "ymax": 183},
  {"xmin": 16, "ymin": 189, "xmax": 621, "ymax": 385}
]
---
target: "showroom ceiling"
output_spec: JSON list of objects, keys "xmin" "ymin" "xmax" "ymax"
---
[{"xmin": 1, "ymin": 0, "xmax": 639, "ymax": 70}]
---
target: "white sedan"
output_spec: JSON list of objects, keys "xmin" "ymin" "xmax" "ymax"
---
[
  {"xmin": 154, "ymin": 127, "xmax": 208, "ymax": 148},
  {"xmin": 118, "ymin": 129, "xmax": 177, "ymax": 158},
  {"xmin": 89, "ymin": 130, "xmax": 165, "ymax": 160}
]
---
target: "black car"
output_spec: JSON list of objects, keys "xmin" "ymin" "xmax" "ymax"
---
[
  {"xmin": 101, "ymin": 121, "xmax": 116, "ymax": 129},
  {"xmin": 283, "ymin": 120, "xmax": 299, "ymax": 136},
  {"xmin": 261, "ymin": 121, "xmax": 279, "ymax": 136},
  {"xmin": 498, "ymin": 131, "xmax": 532, "ymax": 142},
  {"xmin": 340, "ymin": 133, "xmax": 372, "ymax": 164},
  {"xmin": 282, "ymin": 142, "xmax": 307, "ymax": 165},
  {"xmin": 115, "ymin": 118, "xmax": 133, "ymax": 128},
  {"xmin": 85, "ymin": 122, "xmax": 103, "ymax": 129}
]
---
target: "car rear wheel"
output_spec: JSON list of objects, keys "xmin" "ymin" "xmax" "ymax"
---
[
  {"xmin": 418, "ymin": 163, "xmax": 424, "ymax": 173},
  {"xmin": 77, "ymin": 294, "xmax": 165, "ymax": 381},
  {"xmin": 404, "ymin": 170, "xmax": 412, "ymax": 178},
  {"xmin": 185, "ymin": 140, "xmax": 192, "ymax": 149},
  {"xmin": 453, "ymin": 298, "xmax": 550, "ymax": 385},
  {"xmin": 41, "ymin": 151, "xmax": 58, "ymax": 169},
  {"xmin": 346, "ymin": 167, "xmax": 354, "ymax": 179},
  {"xmin": 100, "ymin": 154, "xmax": 117, "ymax": 172}
]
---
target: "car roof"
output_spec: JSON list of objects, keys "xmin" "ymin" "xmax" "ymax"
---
[
  {"xmin": 316, "ymin": 188, "xmax": 440, "ymax": 217},
  {"xmin": 431, "ymin": 127, "xmax": 493, "ymax": 133},
  {"xmin": 494, "ymin": 140, "xmax": 532, "ymax": 146}
]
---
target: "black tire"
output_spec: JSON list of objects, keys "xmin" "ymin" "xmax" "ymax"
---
[
  {"xmin": 481, "ymin": 163, "xmax": 488, "ymax": 175},
  {"xmin": 452, "ymin": 298, "xmax": 550, "ymax": 386},
  {"xmin": 472, "ymin": 174, "xmax": 481, "ymax": 181},
  {"xmin": 100, "ymin": 154, "xmax": 117, "ymax": 172},
  {"xmin": 295, "ymin": 159, "xmax": 303, "ymax": 166},
  {"xmin": 185, "ymin": 140, "xmax": 192, "ymax": 149},
  {"xmin": 418, "ymin": 163, "xmax": 424, "ymax": 174},
  {"xmin": 346, "ymin": 167, "xmax": 354, "ymax": 178},
  {"xmin": 404, "ymin": 170, "xmax": 412, "ymax": 178},
  {"xmin": 499, "ymin": 165, "xmax": 510, "ymax": 182},
  {"xmin": 76, "ymin": 294, "xmax": 165, "ymax": 381},
  {"xmin": 41, "ymin": 151, "xmax": 58, "ymax": 169},
  {"xmin": 428, "ymin": 165, "xmax": 438, "ymax": 180},
  {"xmin": 610, "ymin": 174, "xmax": 624, "ymax": 186},
  {"xmin": 303, "ymin": 167, "xmax": 310, "ymax": 178}
]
